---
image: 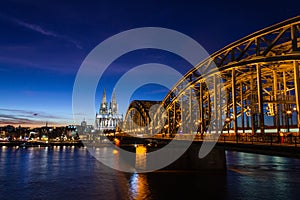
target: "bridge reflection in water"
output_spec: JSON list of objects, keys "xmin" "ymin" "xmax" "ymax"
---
[
  {"xmin": 3, "ymin": 146, "xmax": 300, "ymax": 199},
  {"xmin": 122, "ymin": 16, "xmax": 300, "ymax": 145}
]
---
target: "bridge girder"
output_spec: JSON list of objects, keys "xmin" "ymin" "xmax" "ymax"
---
[
  {"xmin": 122, "ymin": 100, "xmax": 161, "ymax": 135},
  {"xmin": 125, "ymin": 16, "xmax": 300, "ymax": 137}
]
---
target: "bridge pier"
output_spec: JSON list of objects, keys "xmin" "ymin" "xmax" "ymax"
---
[
  {"xmin": 160, "ymin": 142, "xmax": 226, "ymax": 171},
  {"xmin": 118, "ymin": 137, "xmax": 227, "ymax": 172}
]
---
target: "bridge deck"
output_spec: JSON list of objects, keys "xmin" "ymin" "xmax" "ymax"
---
[{"xmin": 113, "ymin": 134, "xmax": 300, "ymax": 159}]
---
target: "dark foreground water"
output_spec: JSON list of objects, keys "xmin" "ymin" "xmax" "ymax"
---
[{"xmin": 1, "ymin": 146, "xmax": 300, "ymax": 200}]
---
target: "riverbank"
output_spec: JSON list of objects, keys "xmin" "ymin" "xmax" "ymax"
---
[{"xmin": 0, "ymin": 140, "xmax": 84, "ymax": 147}]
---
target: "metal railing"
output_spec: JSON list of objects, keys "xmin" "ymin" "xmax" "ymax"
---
[
  {"xmin": 150, "ymin": 133, "xmax": 300, "ymax": 148},
  {"xmin": 219, "ymin": 134, "xmax": 300, "ymax": 147}
]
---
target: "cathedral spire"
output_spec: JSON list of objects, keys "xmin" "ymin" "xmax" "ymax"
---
[
  {"xmin": 110, "ymin": 89, "xmax": 118, "ymax": 114},
  {"xmin": 102, "ymin": 89, "xmax": 107, "ymax": 104},
  {"xmin": 100, "ymin": 88, "xmax": 108, "ymax": 114},
  {"xmin": 111, "ymin": 89, "xmax": 116, "ymax": 104},
  {"xmin": 96, "ymin": 88, "xmax": 122, "ymax": 131}
]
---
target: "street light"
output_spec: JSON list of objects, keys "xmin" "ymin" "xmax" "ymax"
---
[
  {"xmin": 225, "ymin": 117, "xmax": 231, "ymax": 134},
  {"xmin": 286, "ymin": 110, "xmax": 292, "ymax": 132}
]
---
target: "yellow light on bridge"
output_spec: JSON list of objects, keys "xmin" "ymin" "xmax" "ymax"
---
[
  {"xmin": 114, "ymin": 138, "xmax": 120, "ymax": 146},
  {"xmin": 136, "ymin": 145, "xmax": 146, "ymax": 154},
  {"xmin": 112, "ymin": 149, "xmax": 119, "ymax": 154},
  {"xmin": 286, "ymin": 110, "xmax": 292, "ymax": 115}
]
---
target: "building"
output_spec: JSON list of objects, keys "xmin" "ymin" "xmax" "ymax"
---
[{"xmin": 95, "ymin": 89, "xmax": 123, "ymax": 132}]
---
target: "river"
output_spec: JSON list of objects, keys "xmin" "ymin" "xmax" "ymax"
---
[{"xmin": 0, "ymin": 146, "xmax": 300, "ymax": 200}]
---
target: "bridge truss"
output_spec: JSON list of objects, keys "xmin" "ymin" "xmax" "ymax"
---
[{"xmin": 123, "ymin": 16, "xmax": 300, "ymax": 138}]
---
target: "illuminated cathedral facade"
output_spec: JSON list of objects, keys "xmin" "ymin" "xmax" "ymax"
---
[{"xmin": 95, "ymin": 89, "xmax": 123, "ymax": 132}]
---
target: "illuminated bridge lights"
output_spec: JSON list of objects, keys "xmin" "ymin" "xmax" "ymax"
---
[{"xmin": 123, "ymin": 16, "xmax": 300, "ymax": 138}]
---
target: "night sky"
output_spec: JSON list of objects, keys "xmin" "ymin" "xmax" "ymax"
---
[{"xmin": 1, "ymin": 0, "xmax": 300, "ymax": 127}]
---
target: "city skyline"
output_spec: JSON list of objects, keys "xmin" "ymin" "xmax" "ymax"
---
[{"xmin": 1, "ymin": 0, "xmax": 300, "ymax": 127}]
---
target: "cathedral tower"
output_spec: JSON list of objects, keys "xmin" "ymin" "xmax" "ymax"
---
[
  {"xmin": 95, "ymin": 89, "xmax": 123, "ymax": 131},
  {"xmin": 110, "ymin": 89, "xmax": 118, "ymax": 115},
  {"xmin": 99, "ymin": 89, "xmax": 108, "ymax": 114}
]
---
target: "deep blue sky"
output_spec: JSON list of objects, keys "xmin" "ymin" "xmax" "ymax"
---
[{"xmin": 0, "ymin": 0, "xmax": 299, "ymax": 127}]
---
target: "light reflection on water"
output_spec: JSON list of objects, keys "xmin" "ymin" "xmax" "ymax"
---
[
  {"xmin": 129, "ymin": 173, "xmax": 149, "ymax": 200},
  {"xmin": 0, "ymin": 147, "xmax": 300, "ymax": 200},
  {"xmin": 226, "ymin": 150, "xmax": 300, "ymax": 200}
]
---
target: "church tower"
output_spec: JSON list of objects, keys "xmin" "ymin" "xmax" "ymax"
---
[
  {"xmin": 110, "ymin": 89, "xmax": 118, "ymax": 115},
  {"xmin": 95, "ymin": 89, "xmax": 123, "ymax": 131},
  {"xmin": 99, "ymin": 89, "xmax": 108, "ymax": 114}
]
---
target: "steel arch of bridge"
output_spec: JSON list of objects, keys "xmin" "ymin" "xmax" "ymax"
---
[
  {"xmin": 123, "ymin": 100, "xmax": 161, "ymax": 136},
  {"xmin": 124, "ymin": 16, "xmax": 300, "ymax": 137}
]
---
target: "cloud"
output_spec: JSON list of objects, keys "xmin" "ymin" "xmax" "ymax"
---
[
  {"xmin": 0, "ymin": 108, "xmax": 72, "ymax": 127},
  {"xmin": 13, "ymin": 19, "xmax": 58, "ymax": 37},
  {"xmin": 0, "ymin": 108, "xmax": 36, "ymax": 115},
  {"xmin": 0, "ymin": 114, "xmax": 51, "ymax": 126},
  {"xmin": 7, "ymin": 15, "xmax": 82, "ymax": 49},
  {"xmin": 0, "ymin": 108, "xmax": 69, "ymax": 119}
]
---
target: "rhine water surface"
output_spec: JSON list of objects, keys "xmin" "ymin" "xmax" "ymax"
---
[{"xmin": 1, "ymin": 146, "xmax": 300, "ymax": 200}]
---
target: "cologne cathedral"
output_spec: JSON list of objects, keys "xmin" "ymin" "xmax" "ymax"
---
[{"xmin": 95, "ymin": 89, "xmax": 123, "ymax": 132}]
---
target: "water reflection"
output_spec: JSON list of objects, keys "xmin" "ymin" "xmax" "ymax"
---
[
  {"xmin": 129, "ymin": 173, "xmax": 150, "ymax": 200},
  {"xmin": 135, "ymin": 145, "xmax": 146, "ymax": 170},
  {"xmin": 1, "ymin": 147, "xmax": 300, "ymax": 200},
  {"xmin": 226, "ymin": 150, "xmax": 300, "ymax": 200}
]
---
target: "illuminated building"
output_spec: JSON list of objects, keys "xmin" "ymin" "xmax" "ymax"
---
[{"xmin": 95, "ymin": 89, "xmax": 123, "ymax": 132}]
